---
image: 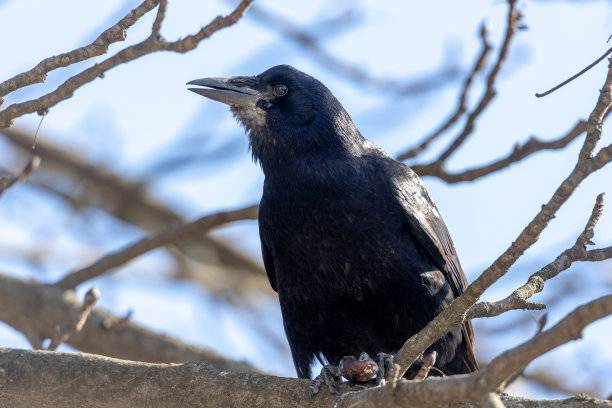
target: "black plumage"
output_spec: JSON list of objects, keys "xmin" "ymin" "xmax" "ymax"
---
[{"xmin": 188, "ymin": 65, "xmax": 478, "ymax": 380}]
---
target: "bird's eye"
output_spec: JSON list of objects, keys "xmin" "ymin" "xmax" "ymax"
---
[{"xmin": 273, "ymin": 84, "xmax": 288, "ymax": 96}]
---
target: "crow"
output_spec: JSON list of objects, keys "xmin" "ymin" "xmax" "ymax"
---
[{"xmin": 187, "ymin": 65, "xmax": 478, "ymax": 390}]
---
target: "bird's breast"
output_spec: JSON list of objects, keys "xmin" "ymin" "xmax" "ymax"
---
[{"xmin": 259, "ymin": 164, "xmax": 426, "ymax": 302}]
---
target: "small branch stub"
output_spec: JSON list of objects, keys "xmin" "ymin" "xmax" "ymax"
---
[{"xmin": 47, "ymin": 286, "xmax": 100, "ymax": 351}]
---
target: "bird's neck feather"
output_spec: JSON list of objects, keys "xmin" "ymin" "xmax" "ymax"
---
[{"xmin": 249, "ymin": 112, "xmax": 364, "ymax": 177}]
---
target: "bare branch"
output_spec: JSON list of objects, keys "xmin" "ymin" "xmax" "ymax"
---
[
  {"xmin": 0, "ymin": 272, "xmax": 258, "ymax": 372},
  {"xmin": 436, "ymin": 0, "xmax": 522, "ymax": 163},
  {"xmin": 8, "ymin": 289, "xmax": 598, "ymax": 408},
  {"xmin": 411, "ymin": 120, "xmax": 587, "ymax": 183},
  {"xmin": 47, "ymin": 286, "xmax": 100, "ymax": 351},
  {"xmin": 521, "ymin": 369, "xmax": 601, "ymax": 396},
  {"xmin": 581, "ymin": 59, "xmax": 612, "ymax": 161},
  {"xmin": 151, "ymin": 0, "xmax": 167, "ymax": 35},
  {"xmin": 338, "ymin": 294, "xmax": 612, "ymax": 408},
  {"xmin": 0, "ymin": 0, "xmax": 254, "ymax": 128},
  {"xmin": 0, "ymin": 156, "xmax": 41, "ymax": 197},
  {"xmin": 4, "ymin": 313, "xmax": 612, "ymax": 408},
  {"xmin": 468, "ymin": 193, "xmax": 609, "ymax": 320},
  {"xmin": 396, "ymin": 22, "xmax": 493, "ymax": 161},
  {"xmin": 394, "ymin": 55, "xmax": 612, "ymax": 377},
  {"xmin": 55, "ymin": 205, "xmax": 259, "ymax": 289},
  {"xmin": 0, "ymin": 127, "xmax": 269, "ymax": 295},
  {"xmin": 536, "ymin": 46, "xmax": 612, "ymax": 98},
  {"xmin": 248, "ymin": 5, "xmax": 460, "ymax": 95},
  {"xmin": 0, "ymin": 0, "xmax": 160, "ymax": 100},
  {"xmin": 479, "ymin": 392, "xmax": 506, "ymax": 408}
]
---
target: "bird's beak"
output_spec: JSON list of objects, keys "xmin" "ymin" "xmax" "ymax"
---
[{"xmin": 187, "ymin": 77, "xmax": 261, "ymax": 108}]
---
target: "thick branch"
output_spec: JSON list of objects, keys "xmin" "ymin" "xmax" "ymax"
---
[
  {"xmin": 3, "ymin": 295, "xmax": 612, "ymax": 408},
  {"xmin": 0, "ymin": 0, "xmax": 254, "ymax": 128},
  {"xmin": 55, "ymin": 205, "xmax": 258, "ymax": 289},
  {"xmin": 0, "ymin": 348, "xmax": 324, "ymax": 408},
  {"xmin": 338, "ymin": 295, "xmax": 612, "ymax": 407},
  {"xmin": 394, "ymin": 57, "xmax": 612, "ymax": 376},
  {"xmin": 0, "ymin": 272, "xmax": 257, "ymax": 372}
]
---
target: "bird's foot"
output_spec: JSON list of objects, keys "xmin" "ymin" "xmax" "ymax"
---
[
  {"xmin": 308, "ymin": 354, "xmax": 379, "ymax": 397},
  {"xmin": 309, "ymin": 364, "xmax": 342, "ymax": 397},
  {"xmin": 372, "ymin": 351, "xmax": 396, "ymax": 386}
]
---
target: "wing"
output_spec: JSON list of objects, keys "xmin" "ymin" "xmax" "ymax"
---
[
  {"xmin": 259, "ymin": 218, "xmax": 278, "ymax": 293},
  {"xmin": 387, "ymin": 156, "xmax": 478, "ymax": 372}
]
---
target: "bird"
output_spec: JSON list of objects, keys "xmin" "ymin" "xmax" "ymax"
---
[{"xmin": 187, "ymin": 64, "xmax": 478, "ymax": 391}]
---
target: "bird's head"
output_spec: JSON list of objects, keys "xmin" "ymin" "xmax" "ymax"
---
[{"xmin": 188, "ymin": 65, "xmax": 362, "ymax": 168}]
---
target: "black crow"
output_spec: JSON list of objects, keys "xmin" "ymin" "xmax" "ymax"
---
[{"xmin": 188, "ymin": 65, "xmax": 477, "ymax": 389}]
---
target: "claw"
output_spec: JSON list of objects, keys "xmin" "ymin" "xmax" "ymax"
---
[
  {"xmin": 309, "ymin": 364, "xmax": 342, "ymax": 397},
  {"xmin": 375, "ymin": 352, "xmax": 396, "ymax": 386}
]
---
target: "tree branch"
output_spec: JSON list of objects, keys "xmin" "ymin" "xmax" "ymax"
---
[
  {"xmin": 0, "ymin": 0, "xmax": 254, "ymax": 128},
  {"xmin": 468, "ymin": 193, "xmax": 609, "ymax": 319},
  {"xmin": 411, "ymin": 120, "xmax": 587, "ymax": 183},
  {"xmin": 55, "ymin": 205, "xmax": 259, "ymax": 289},
  {"xmin": 394, "ymin": 56, "xmax": 612, "ymax": 377},
  {"xmin": 151, "ymin": 0, "xmax": 167, "ymax": 35},
  {"xmin": 0, "ymin": 0, "xmax": 160, "ymax": 100},
  {"xmin": 436, "ymin": 0, "xmax": 522, "ymax": 163},
  {"xmin": 47, "ymin": 287, "xmax": 100, "ymax": 351},
  {"xmin": 247, "ymin": 5, "xmax": 460, "ymax": 96},
  {"xmin": 0, "ymin": 272, "xmax": 258, "ymax": 372},
  {"xmin": 536, "ymin": 46, "xmax": 612, "ymax": 98},
  {"xmin": 396, "ymin": 22, "xmax": 493, "ymax": 161},
  {"xmin": 0, "ymin": 156, "xmax": 40, "ymax": 197},
  {"xmin": 3, "ymin": 294, "xmax": 612, "ymax": 407},
  {"xmin": 338, "ymin": 295, "xmax": 612, "ymax": 407},
  {"xmin": 0, "ymin": 127, "xmax": 269, "ymax": 295}
]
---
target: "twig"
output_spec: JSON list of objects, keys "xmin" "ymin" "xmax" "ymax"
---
[
  {"xmin": 394, "ymin": 52, "xmax": 612, "ymax": 378},
  {"xmin": 0, "ymin": 0, "xmax": 254, "ymax": 128},
  {"xmin": 0, "ymin": 156, "xmax": 41, "ymax": 197},
  {"xmin": 0, "ymin": 272, "xmax": 260, "ymax": 371},
  {"xmin": 581, "ymin": 59, "xmax": 612, "ymax": 164},
  {"xmin": 411, "ymin": 120, "xmax": 586, "ymax": 183},
  {"xmin": 55, "ymin": 205, "xmax": 258, "ymax": 289},
  {"xmin": 338, "ymin": 294, "xmax": 612, "ymax": 407},
  {"xmin": 467, "ymin": 193, "xmax": 609, "ymax": 320},
  {"xmin": 0, "ymin": 0, "xmax": 160, "ymax": 99},
  {"xmin": 436, "ymin": 0, "xmax": 522, "ymax": 163},
  {"xmin": 47, "ymin": 287, "xmax": 100, "ymax": 351},
  {"xmin": 248, "ymin": 4, "xmax": 460, "ymax": 96},
  {"xmin": 1, "ymin": 127, "xmax": 268, "ymax": 294},
  {"xmin": 151, "ymin": 0, "xmax": 167, "ymax": 35},
  {"xmin": 536, "ymin": 46, "xmax": 612, "ymax": 98},
  {"xmin": 101, "ymin": 309, "xmax": 133, "ymax": 330},
  {"xmin": 397, "ymin": 22, "xmax": 493, "ymax": 161}
]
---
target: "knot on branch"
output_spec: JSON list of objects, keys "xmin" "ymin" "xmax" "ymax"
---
[{"xmin": 527, "ymin": 275, "xmax": 545, "ymax": 292}]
